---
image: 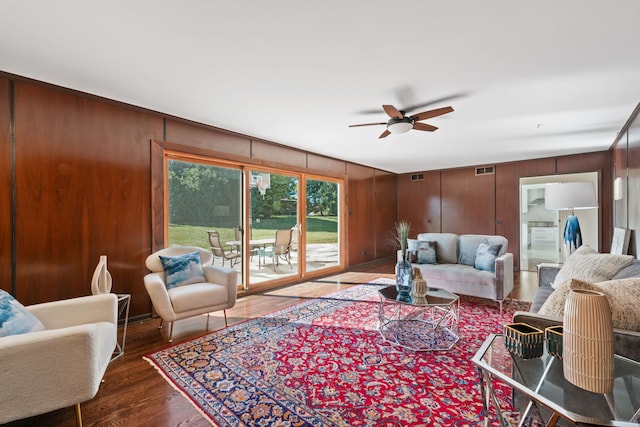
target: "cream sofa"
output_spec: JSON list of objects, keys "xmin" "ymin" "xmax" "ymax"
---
[
  {"xmin": 0, "ymin": 293, "xmax": 117, "ymax": 426},
  {"xmin": 403, "ymin": 233, "xmax": 514, "ymax": 311}
]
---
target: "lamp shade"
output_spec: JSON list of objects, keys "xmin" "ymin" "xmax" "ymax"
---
[{"xmin": 545, "ymin": 182, "xmax": 598, "ymax": 211}]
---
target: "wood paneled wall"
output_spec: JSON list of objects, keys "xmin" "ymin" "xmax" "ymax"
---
[
  {"xmin": 346, "ymin": 163, "xmax": 376, "ymax": 265},
  {"xmin": 373, "ymin": 170, "xmax": 398, "ymax": 258},
  {"xmin": 12, "ymin": 82, "xmax": 163, "ymax": 316},
  {"xmin": 0, "ymin": 74, "xmax": 395, "ymax": 317},
  {"xmin": 612, "ymin": 103, "xmax": 640, "ymax": 257},
  {"xmin": 0, "ymin": 79, "xmax": 10, "ymax": 294},
  {"xmin": 441, "ymin": 168, "xmax": 496, "ymax": 234},
  {"xmin": 396, "ymin": 171, "xmax": 441, "ymax": 235},
  {"xmin": 398, "ymin": 151, "xmax": 612, "ymax": 270}
]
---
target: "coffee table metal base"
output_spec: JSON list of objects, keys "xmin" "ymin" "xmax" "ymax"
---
[{"xmin": 378, "ymin": 291, "xmax": 459, "ymax": 352}]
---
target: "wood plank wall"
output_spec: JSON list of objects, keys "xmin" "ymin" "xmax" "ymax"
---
[
  {"xmin": 398, "ymin": 151, "xmax": 613, "ymax": 271},
  {"xmin": 0, "ymin": 79, "xmax": 10, "ymax": 293},
  {"xmin": 0, "ymin": 75, "xmax": 396, "ymax": 317},
  {"xmin": 611, "ymin": 103, "xmax": 640, "ymax": 257}
]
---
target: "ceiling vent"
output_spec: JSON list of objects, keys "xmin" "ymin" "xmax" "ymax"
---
[
  {"xmin": 410, "ymin": 173, "xmax": 424, "ymax": 181},
  {"xmin": 475, "ymin": 166, "xmax": 495, "ymax": 176}
]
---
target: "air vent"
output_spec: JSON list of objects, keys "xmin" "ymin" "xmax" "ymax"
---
[
  {"xmin": 410, "ymin": 173, "xmax": 424, "ymax": 181},
  {"xmin": 475, "ymin": 166, "xmax": 495, "ymax": 176}
]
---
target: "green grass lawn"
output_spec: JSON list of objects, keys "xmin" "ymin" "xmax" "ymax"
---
[{"xmin": 169, "ymin": 215, "xmax": 338, "ymax": 249}]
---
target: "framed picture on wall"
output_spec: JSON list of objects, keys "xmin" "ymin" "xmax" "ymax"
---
[{"xmin": 611, "ymin": 227, "xmax": 631, "ymax": 255}]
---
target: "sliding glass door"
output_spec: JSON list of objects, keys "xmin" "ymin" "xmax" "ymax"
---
[
  {"xmin": 165, "ymin": 153, "xmax": 344, "ymax": 291},
  {"xmin": 247, "ymin": 170, "xmax": 299, "ymax": 285},
  {"xmin": 167, "ymin": 158, "xmax": 243, "ymax": 273},
  {"xmin": 304, "ymin": 178, "xmax": 340, "ymax": 273}
]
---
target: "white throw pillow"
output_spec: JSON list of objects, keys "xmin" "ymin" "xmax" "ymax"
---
[
  {"xmin": 551, "ymin": 246, "xmax": 634, "ymax": 289},
  {"xmin": 540, "ymin": 278, "xmax": 640, "ymax": 331}
]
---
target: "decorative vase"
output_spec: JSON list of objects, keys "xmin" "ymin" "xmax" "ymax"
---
[
  {"xmin": 91, "ymin": 255, "xmax": 112, "ymax": 295},
  {"xmin": 395, "ymin": 257, "xmax": 412, "ymax": 297},
  {"xmin": 410, "ymin": 268, "xmax": 428, "ymax": 298},
  {"xmin": 563, "ymin": 289, "xmax": 614, "ymax": 393}
]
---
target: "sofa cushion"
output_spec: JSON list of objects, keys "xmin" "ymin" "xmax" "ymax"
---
[
  {"xmin": 0, "ymin": 289, "xmax": 46, "ymax": 337},
  {"xmin": 612, "ymin": 259, "xmax": 640, "ymax": 280},
  {"xmin": 458, "ymin": 235, "xmax": 508, "ymax": 266},
  {"xmin": 407, "ymin": 239, "xmax": 437, "ymax": 264},
  {"xmin": 416, "ymin": 241, "xmax": 437, "ymax": 264},
  {"xmin": 551, "ymin": 246, "xmax": 634, "ymax": 289},
  {"xmin": 415, "ymin": 263, "xmax": 497, "ymax": 288},
  {"xmin": 168, "ymin": 282, "xmax": 229, "ymax": 313},
  {"xmin": 529, "ymin": 285, "xmax": 555, "ymax": 313},
  {"xmin": 417, "ymin": 233, "xmax": 458, "ymax": 264},
  {"xmin": 159, "ymin": 251, "xmax": 206, "ymax": 290},
  {"xmin": 539, "ymin": 278, "xmax": 640, "ymax": 331},
  {"xmin": 474, "ymin": 243, "xmax": 503, "ymax": 273}
]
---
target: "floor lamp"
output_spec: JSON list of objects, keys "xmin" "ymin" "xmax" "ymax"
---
[{"xmin": 545, "ymin": 182, "xmax": 598, "ymax": 257}]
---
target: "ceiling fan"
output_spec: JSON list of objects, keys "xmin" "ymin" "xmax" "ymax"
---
[{"xmin": 349, "ymin": 104, "xmax": 454, "ymax": 139}]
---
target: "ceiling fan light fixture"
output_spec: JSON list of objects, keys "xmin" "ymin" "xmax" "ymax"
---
[{"xmin": 387, "ymin": 117, "xmax": 414, "ymax": 134}]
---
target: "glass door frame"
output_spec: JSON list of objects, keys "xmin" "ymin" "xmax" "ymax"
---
[{"xmin": 159, "ymin": 147, "xmax": 345, "ymax": 294}]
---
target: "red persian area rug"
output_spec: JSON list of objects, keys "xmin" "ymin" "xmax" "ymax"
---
[{"xmin": 145, "ymin": 280, "xmax": 530, "ymax": 426}]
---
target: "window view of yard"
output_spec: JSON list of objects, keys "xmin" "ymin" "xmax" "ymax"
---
[
  {"xmin": 166, "ymin": 158, "xmax": 341, "ymax": 286},
  {"xmin": 169, "ymin": 216, "xmax": 338, "ymax": 249}
]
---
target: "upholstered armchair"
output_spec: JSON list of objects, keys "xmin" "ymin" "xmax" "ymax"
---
[
  {"xmin": 0, "ymin": 293, "xmax": 118, "ymax": 426},
  {"xmin": 144, "ymin": 246, "xmax": 239, "ymax": 341}
]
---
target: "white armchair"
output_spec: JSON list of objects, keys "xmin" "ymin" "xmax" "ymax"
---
[
  {"xmin": 0, "ymin": 293, "xmax": 117, "ymax": 426},
  {"xmin": 144, "ymin": 246, "xmax": 239, "ymax": 342}
]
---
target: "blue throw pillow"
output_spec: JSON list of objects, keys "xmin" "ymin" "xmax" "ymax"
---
[
  {"xmin": 474, "ymin": 243, "xmax": 503, "ymax": 272},
  {"xmin": 0, "ymin": 289, "xmax": 46, "ymax": 337},
  {"xmin": 159, "ymin": 251, "xmax": 206, "ymax": 290},
  {"xmin": 417, "ymin": 241, "xmax": 437, "ymax": 264}
]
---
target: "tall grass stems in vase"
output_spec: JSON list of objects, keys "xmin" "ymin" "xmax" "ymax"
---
[{"xmin": 395, "ymin": 221, "xmax": 412, "ymax": 297}]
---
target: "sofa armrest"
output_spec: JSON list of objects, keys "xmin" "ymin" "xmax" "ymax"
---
[
  {"xmin": 0, "ymin": 322, "xmax": 116, "ymax": 423},
  {"xmin": 494, "ymin": 252, "xmax": 514, "ymax": 301},
  {"xmin": 27, "ymin": 293, "xmax": 117, "ymax": 330},
  {"xmin": 203, "ymin": 265, "xmax": 239, "ymax": 308},
  {"xmin": 144, "ymin": 272, "xmax": 177, "ymax": 321},
  {"xmin": 537, "ymin": 263, "xmax": 562, "ymax": 288}
]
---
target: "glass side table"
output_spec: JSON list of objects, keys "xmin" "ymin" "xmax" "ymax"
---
[
  {"xmin": 377, "ymin": 285, "xmax": 459, "ymax": 351},
  {"xmin": 110, "ymin": 293, "xmax": 131, "ymax": 362},
  {"xmin": 472, "ymin": 333, "xmax": 640, "ymax": 426}
]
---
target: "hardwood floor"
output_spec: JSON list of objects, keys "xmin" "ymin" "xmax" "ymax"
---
[{"xmin": 4, "ymin": 261, "xmax": 537, "ymax": 427}]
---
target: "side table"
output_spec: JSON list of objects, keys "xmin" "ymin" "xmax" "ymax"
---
[
  {"xmin": 111, "ymin": 294, "xmax": 131, "ymax": 362},
  {"xmin": 472, "ymin": 333, "xmax": 640, "ymax": 426}
]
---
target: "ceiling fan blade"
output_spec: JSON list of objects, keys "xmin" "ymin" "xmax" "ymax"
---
[
  {"xmin": 349, "ymin": 122, "xmax": 386, "ymax": 128},
  {"xmin": 382, "ymin": 105, "xmax": 403, "ymax": 119},
  {"xmin": 379, "ymin": 129, "xmax": 391, "ymax": 139},
  {"xmin": 402, "ymin": 93, "xmax": 467, "ymax": 114},
  {"xmin": 410, "ymin": 106, "xmax": 454, "ymax": 122},
  {"xmin": 413, "ymin": 122, "xmax": 438, "ymax": 132}
]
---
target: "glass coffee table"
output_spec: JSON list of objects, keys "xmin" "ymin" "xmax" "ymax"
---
[
  {"xmin": 377, "ymin": 285, "xmax": 459, "ymax": 351},
  {"xmin": 472, "ymin": 333, "xmax": 640, "ymax": 426}
]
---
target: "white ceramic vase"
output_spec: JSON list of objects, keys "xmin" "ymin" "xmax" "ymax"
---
[
  {"xmin": 562, "ymin": 289, "xmax": 614, "ymax": 393},
  {"xmin": 91, "ymin": 255, "xmax": 112, "ymax": 295}
]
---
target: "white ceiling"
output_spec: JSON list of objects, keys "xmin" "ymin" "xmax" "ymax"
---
[{"xmin": 1, "ymin": 1, "xmax": 639, "ymax": 173}]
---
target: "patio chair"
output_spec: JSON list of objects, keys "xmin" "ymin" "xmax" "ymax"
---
[
  {"xmin": 207, "ymin": 230, "xmax": 241, "ymax": 267},
  {"xmin": 259, "ymin": 228, "xmax": 293, "ymax": 271}
]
